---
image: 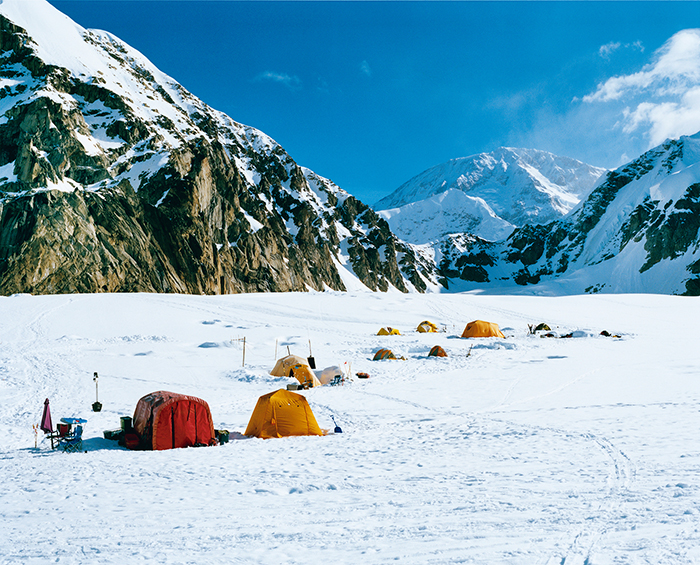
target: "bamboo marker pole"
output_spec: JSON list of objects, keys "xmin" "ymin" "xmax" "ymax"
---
[
  {"xmin": 242, "ymin": 337, "xmax": 246, "ymax": 367},
  {"xmin": 275, "ymin": 339, "xmax": 278, "ymax": 362}
]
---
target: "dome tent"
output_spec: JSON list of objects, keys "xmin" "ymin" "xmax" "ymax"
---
[
  {"xmin": 245, "ymin": 389, "xmax": 324, "ymax": 439},
  {"xmin": 428, "ymin": 345, "xmax": 447, "ymax": 357},
  {"xmin": 461, "ymin": 320, "xmax": 505, "ymax": 338},
  {"xmin": 417, "ymin": 320, "xmax": 438, "ymax": 333},
  {"xmin": 132, "ymin": 391, "xmax": 216, "ymax": 450},
  {"xmin": 373, "ymin": 348, "xmax": 397, "ymax": 360},
  {"xmin": 270, "ymin": 354, "xmax": 321, "ymax": 388},
  {"xmin": 377, "ymin": 327, "xmax": 401, "ymax": 336}
]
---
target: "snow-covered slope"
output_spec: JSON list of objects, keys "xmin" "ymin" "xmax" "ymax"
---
[
  {"xmin": 3, "ymin": 291, "xmax": 700, "ymax": 563},
  {"xmin": 375, "ymin": 147, "xmax": 607, "ymax": 233},
  {"xmin": 0, "ymin": 0, "xmax": 433, "ymax": 295},
  {"xmin": 440, "ymin": 133, "xmax": 700, "ymax": 295}
]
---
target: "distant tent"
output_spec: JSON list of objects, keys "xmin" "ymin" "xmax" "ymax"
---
[
  {"xmin": 245, "ymin": 389, "xmax": 324, "ymax": 439},
  {"xmin": 373, "ymin": 348, "xmax": 397, "ymax": 360},
  {"xmin": 377, "ymin": 327, "xmax": 401, "ymax": 336},
  {"xmin": 317, "ymin": 365, "xmax": 344, "ymax": 385},
  {"xmin": 417, "ymin": 320, "xmax": 438, "ymax": 333},
  {"xmin": 461, "ymin": 320, "xmax": 505, "ymax": 339},
  {"xmin": 428, "ymin": 345, "xmax": 447, "ymax": 357},
  {"xmin": 535, "ymin": 323, "xmax": 551, "ymax": 332},
  {"xmin": 270, "ymin": 355, "xmax": 308, "ymax": 377},
  {"xmin": 132, "ymin": 391, "xmax": 216, "ymax": 450},
  {"xmin": 270, "ymin": 354, "xmax": 321, "ymax": 387}
]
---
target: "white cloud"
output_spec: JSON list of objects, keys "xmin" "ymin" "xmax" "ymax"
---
[
  {"xmin": 360, "ymin": 60, "xmax": 372, "ymax": 78},
  {"xmin": 253, "ymin": 71, "xmax": 302, "ymax": 90},
  {"xmin": 598, "ymin": 40, "xmax": 644, "ymax": 60},
  {"xmin": 584, "ymin": 29, "xmax": 700, "ymax": 148},
  {"xmin": 599, "ymin": 42, "xmax": 621, "ymax": 59}
]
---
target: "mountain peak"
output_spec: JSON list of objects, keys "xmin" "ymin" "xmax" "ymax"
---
[{"xmin": 375, "ymin": 147, "xmax": 607, "ymax": 227}]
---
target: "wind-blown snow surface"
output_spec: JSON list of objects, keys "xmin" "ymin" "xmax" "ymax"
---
[{"xmin": 3, "ymin": 292, "xmax": 700, "ymax": 563}]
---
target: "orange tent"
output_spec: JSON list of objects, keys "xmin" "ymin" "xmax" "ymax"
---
[
  {"xmin": 373, "ymin": 348, "xmax": 397, "ymax": 360},
  {"xmin": 428, "ymin": 345, "xmax": 447, "ymax": 357},
  {"xmin": 244, "ymin": 389, "xmax": 323, "ymax": 439},
  {"xmin": 132, "ymin": 391, "xmax": 216, "ymax": 450},
  {"xmin": 461, "ymin": 320, "xmax": 505, "ymax": 338},
  {"xmin": 377, "ymin": 327, "xmax": 401, "ymax": 336}
]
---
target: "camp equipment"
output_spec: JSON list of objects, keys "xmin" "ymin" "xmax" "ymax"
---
[
  {"xmin": 461, "ymin": 320, "xmax": 505, "ymax": 338},
  {"xmin": 417, "ymin": 320, "xmax": 438, "ymax": 333},
  {"xmin": 92, "ymin": 371, "xmax": 102, "ymax": 412},
  {"xmin": 318, "ymin": 365, "xmax": 344, "ymax": 385},
  {"xmin": 271, "ymin": 354, "xmax": 321, "ymax": 387},
  {"xmin": 40, "ymin": 398, "xmax": 53, "ymax": 434},
  {"xmin": 308, "ymin": 339, "xmax": 316, "ymax": 369},
  {"xmin": 54, "ymin": 418, "xmax": 87, "ymax": 452},
  {"xmin": 245, "ymin": 389, "xmax": 324, "ymax": 439},
  {"xmin": 132, "ymin": 391, "xmax": 216, "ymax": 450},
  {"xmin": 373, "ymin": 348, "xmax": 397, "ymax": 360},
  {"xmin": 377, "ymin": 327, "xmax": 401, "ymax": 336},
  {"xmin": 428, "ymin": 345, "xmax": 447, "ymax": 357},
  {"xmin": 331, "ymin": 415, "xmax": 342, "ymax": 433}
]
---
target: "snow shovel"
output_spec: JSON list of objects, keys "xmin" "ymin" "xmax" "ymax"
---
[{"xmin": 307, "ymin": 339, "xmax": 316, "ymax": 369}]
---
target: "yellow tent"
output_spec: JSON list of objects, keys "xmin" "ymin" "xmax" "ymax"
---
[
  {"xmin": 377, "ymin": 327, "xmax": 401, "ymax": 336},
  {"xmin": 417, "ymin": 320, "xmax": 438, "ymax": 333},
  {"xmin": 270, "ymin": 354, "xmax": 308, "ymax": 377},
  {"xmin": 244, "ymin": 389, "xmax": 324, "ymax": 439},
  {"xmin": 461, "ymin": 320, "xmax": 505, "ymax": 338},
  {"xmin": 270, "ymin": 354, "xmax": 321, "ymax": 388}
]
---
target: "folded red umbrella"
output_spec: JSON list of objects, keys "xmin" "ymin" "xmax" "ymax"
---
[{"xmin": 40, "ymin": 398, "xmax": 53, "ymax": 433}]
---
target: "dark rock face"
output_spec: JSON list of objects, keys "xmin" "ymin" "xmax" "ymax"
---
[{"xmin": 0, "ymin": 15, "xmax": 425, "ymax": 295}]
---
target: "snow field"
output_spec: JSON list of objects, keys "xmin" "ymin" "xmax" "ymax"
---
[{"xmin": 2, "ymin": 292, "xmax": 700, "ymax": 563}]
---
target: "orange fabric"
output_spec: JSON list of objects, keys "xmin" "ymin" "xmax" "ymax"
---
[
  {"xmin": 245, "ymin": 389, "xmax": 323, "ymax": 439},
  {"xmin": 461, "ymin": 320, "xmax": 505, "ymax": 338},
  {"xmin": 373, "ymin": 348, "xmax": 396, "ymax": 360},
  {"xmin": 428, "ymin": 345, "xmax": 447, "ymax": 357}
]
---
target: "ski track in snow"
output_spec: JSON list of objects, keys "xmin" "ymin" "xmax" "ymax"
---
[{"xmin": 2, "ymin": 292, "xmax": 700, "ymax": 564}]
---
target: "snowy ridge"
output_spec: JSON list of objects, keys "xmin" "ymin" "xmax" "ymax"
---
[
  {"xmin": 375, "ymin": 147, "xmax": 607, "ymax": 228},
  {"xmin": 439, "ymin": 132, "xmax": 700, "ymax": 295},
  {"xmin": 379, "ymin": 188, "xmax": 515, "ymax": 244}
]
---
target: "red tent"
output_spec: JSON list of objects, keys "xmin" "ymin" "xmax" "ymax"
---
[{"xmin": 132, "ymin": 391, "xmax": 216, "ymax": 450}]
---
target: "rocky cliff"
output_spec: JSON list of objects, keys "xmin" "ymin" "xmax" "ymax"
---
[{"xmin": 0, "ymin": 0, "xmax": 431, "ymax": 295}]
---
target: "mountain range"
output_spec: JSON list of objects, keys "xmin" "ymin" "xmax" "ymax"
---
[{"xmin": 1, "ymin": 0, "xmax": 700, "ymax": 296}]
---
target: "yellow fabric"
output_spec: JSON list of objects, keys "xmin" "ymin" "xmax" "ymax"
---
[
  {"xmin": 461, "ymin": 320, "xmax": 505, "ymax": 338},
  {"xmin": 270, "ymin": 355, "xmax": 309, "ymax": 377},
  {"xmin": 244, "ymin": 389, "xmax": 323, "ymax": 439},
  {"xmin": 417, "ymin": 320, "xmax": 438, "ymax": 333},
  {"xmin": 291, "ymin": 364, "xmax": 322, "ymax": 388},
  {"xmin": 377, "ymin": 327, "xmax": 401, "ymax": 336}
]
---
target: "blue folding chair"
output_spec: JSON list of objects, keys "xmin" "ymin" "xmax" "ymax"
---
[{"xmin": 57, "ymin": 418, "xmax": 87, "ymax": 453}]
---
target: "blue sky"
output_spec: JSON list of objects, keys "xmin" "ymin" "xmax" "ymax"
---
[{"xmin": 50, "ymin": 1, "xmax": 700, "ymax": 204}]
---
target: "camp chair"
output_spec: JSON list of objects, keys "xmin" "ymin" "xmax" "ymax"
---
[
  {"xmin": 46, "ymin": 422, "xmax": 71, "ymax": 449},
  {"xmin": 59, "ymin": 424, "xmax": 84, "ymax": 453}
]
